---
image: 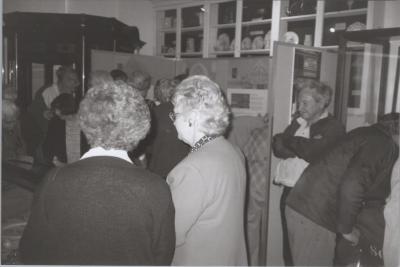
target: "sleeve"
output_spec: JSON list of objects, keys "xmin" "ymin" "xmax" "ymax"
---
[
  {"xmin": 166, "ymin": 163, "xmax": 206, "ymax": 247},
  {"xmin": 154, "ymin": 190, "xmax": 176, "ymax": 265},
  {"xmin": 272, "ymin": 121, "xmax": 298, "ymax": 159},
  {"xmin": 284, "ymin": 120, "xmax": 345, "ymax": 162},
  {"xmin": 336, "ymin": 139, "xmax": 393, "ymax": 234},
  {"xmin": 272, "ymin": 133, "xmax": 296, "ymax": 159}
]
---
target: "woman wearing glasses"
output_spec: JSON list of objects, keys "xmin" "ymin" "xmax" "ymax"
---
[{"xmin": 166, "ymin": 75, "xmax": 248, "ymax": 266}]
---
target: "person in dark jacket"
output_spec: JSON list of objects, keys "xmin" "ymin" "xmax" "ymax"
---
[
  {"xmin": 128, "ymin": 70, "xmax": 155, "ymax": 166},
  {"xmin": 286, "ymin": 113, "xmax": 399, "ymax": 267},
  {"xmin": 42, "ymin": 93, "xmax": 77, "ymax": 169},
  {"xmin": 272, "ymin": 78, "xmax": 345, "ymax": 266},
  {"xmin": 19, "ymin": 81, "xmax": 175, "ymax": 265},
  {"xmin": 110, "ymin": 69, "xmax": 128, "ymax": 82},
  {"xmin": 148, "ymin": 78, "xmax": 189, "ymax": 178},
  {"xmin": 21, "ymin": 66, "xmax": 79, "ymax": 172}
]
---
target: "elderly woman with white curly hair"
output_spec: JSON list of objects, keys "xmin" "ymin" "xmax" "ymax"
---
[
  {"xmin": 20, "ymin": 81, "xmax": 175, "ymax": 265},
  {"xmin": 166, "ymin": 75, "xmax": 248, "ymax": 266}
]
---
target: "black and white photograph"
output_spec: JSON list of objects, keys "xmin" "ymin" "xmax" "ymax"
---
[{"xmin": 1, "ymin": 1, "xmax": 400, "ymax": 266}]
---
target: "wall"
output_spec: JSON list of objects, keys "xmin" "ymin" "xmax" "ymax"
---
[
  {"xmin": 383, "ymin": 1, "xmax": 400, "ymax": 28},
  {"xmin": 3, "ymin": 0, "xmax": 67, "ymax": 13},
  {"xmin": 3, "ymin": 0, "xmax": 155, "ymax": 55}
]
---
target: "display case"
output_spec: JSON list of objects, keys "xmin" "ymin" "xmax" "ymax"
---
[
  {"xmin": 335, "ymin": 27, "xmax": 400, "ymax": 127},
  {"xmin": 3, "ymin": 12, "xmax": 145, "ymax": 109},
  {"xmin": 154, "ymin": 0, "xmax": 375, "ymax": 58}
]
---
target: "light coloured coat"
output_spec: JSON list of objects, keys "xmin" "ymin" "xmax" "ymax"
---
[{"xmin": 167, "ymin": 137, "xmax": 248, "ymax": 266}]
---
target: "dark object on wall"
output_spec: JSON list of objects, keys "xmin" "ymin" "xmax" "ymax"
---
[{"xmin": 3, "ymin": 12, "xmax": 145, "ymax": 109}]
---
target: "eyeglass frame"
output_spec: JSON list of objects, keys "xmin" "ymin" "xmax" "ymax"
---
[{"xmin": 169, "ymin": 111, "xmax": 178, "ymax": 122}]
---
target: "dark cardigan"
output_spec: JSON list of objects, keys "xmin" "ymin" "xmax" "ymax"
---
[
  {"xmin": 19, "ymin": 156, "xmax": 175, "ymax": 265},
  {"xmin": 272, "ymin": 114, "xmax": 346, "ymax": 163}
]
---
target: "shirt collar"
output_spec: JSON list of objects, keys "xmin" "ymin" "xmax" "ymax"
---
[
  {"xmin": 296, "ymin": 110, "xmax": 329, "ymax": 127},
  {"xmin": 80, "ymin": 147, "xmax": 133, "ymax": 164},
  {"xmin": 191, "ymin": 135, "xmax": 218, "ymax": 153}
]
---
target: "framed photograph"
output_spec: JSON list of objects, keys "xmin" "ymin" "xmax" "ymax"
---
[
  {"xmin": 226, "ymin": 88, "xmax": 268, "ymax": 117},
  {"xmin": 294, "ymin": 48, "xmax": 321, "ymax": 80}
]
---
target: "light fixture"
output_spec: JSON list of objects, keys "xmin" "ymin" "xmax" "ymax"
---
[
  {"xmin": 329, "ymin": 27, "xmax": 336, "ymax": 33},
  {"xmin": 200, "ymin": 7, "xmax": 205, "ymax": 12}
]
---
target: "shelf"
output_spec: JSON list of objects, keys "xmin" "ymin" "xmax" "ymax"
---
[
  {"xmin": 324, "ymin": 8, "xmax": 367, "ymax": 19},
  {"xmin": 181, "ymin": 51, "xmax": 203, "ymax": 56},
  {"xmin": 280, "ymin": 13, "xmax": 316, "ymax": 22},
  {"xmin": 319, "ymin": 43, "xmax": 365, "ymax": 50},
  {"xmin": 160, "ymin": 52, "xmax": 176, "ymax": 57},
  {"xmin": 241, "ymin": 19, "xmax": 272, "ymax": 26},
  {"xmin": 240, "ymin": 49, "xmax": 270, "ymax": 54},
  {"xmin": 211, "ymin": 50, "xmax": 234, "ymax": 55},
  {"xmin": 160, "ymin": 28, "xmax": 176, "ymax": 33},
  {"xmin": 213, "ymin": 23, "xmax": 236, "ymax": 29},
  {"xmin": 181, "ymin": 26, "xmax": 203, "ymax": 32},
  {"xmin": 155, "ymin": 1, "xmax": 372, "ymax": 58}
]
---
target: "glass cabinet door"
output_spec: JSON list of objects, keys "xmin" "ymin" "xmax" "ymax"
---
[
  {"xmin": 322, "ymin": 0, "xmax": 367, "ymax": 47},
  {"xmin": 209, "ymin": 1, "xmax": 236, "ymax": 57},
  {"xmin": 241, "ymin": 0, "xmax": 272, "ymax": 56},
  {"xmin": 157, "ymin": 9, "xmax": 177, "ymax": 57},
  {"xmin": 278, "ymin": 0, "xmax": 317, "ymax": 47},
  {"xmin": 181, "ymin": 5, "xmax": 204, "ymax": 57}
]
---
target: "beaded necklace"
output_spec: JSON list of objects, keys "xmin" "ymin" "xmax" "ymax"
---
[{"xmin": 191, "ymin": 135, "xmax": 217, "ymax": 153}]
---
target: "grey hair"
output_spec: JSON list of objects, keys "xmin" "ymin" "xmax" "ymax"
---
[
  {"xmin": 130, "ymin": 70, "xmax": 152, "ymax": 91},
  {"xmin": 79, "ymin": 81, "xmax": 150, "ymax": 151},
  {"xmin": 172, "ymin": 75, "xmax": 231, "ymax": 136},
  {"xmin": 154, "ymin": 78, "xmax": 178, "ymax": 103},
  {"xmin": 89, "ymin": 70, "xmax": 113, "ymax": 87},
  {"xmin": 294, "ymin": 78, "xmax": 333, "ymax": 108}
]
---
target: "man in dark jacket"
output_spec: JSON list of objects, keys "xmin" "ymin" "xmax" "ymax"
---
[
  {"xmin": 272, "ymin": 78, "xmax": 345, "ymax": 266},
  {"xmin": 286, "ymin": 113, "xmax": 399, "ymax": 266}
]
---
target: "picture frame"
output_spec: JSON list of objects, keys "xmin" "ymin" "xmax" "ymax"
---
[
  {"xmin": 291, "ymin": 48, "xmax": 322, "ymax": 116},
  {"xmin": 294, "ymin": 48, "xmax": 321, "ymax": 80}
]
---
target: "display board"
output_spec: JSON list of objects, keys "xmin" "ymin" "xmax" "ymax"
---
[
  {"xmin": 91, "ymin": 50, "xmax": 176, "ymax": 81},
  {"xmin": 91, "ymin": 50, "xmax": 271, "ymax": 117},
  {"xmin": 175, "ymin": 57, "xmax": 270, "ymax": 117}
]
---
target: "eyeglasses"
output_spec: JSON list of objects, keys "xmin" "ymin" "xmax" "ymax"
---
[{"xmin": 169, "ymin": 111, "xmax": 177, "ymax": 122}]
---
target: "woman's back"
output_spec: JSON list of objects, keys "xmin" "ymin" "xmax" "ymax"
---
[
  {"xmin": 167, "ymin": 137, "xmax": 247, "ymax": 266},
  {"xmin": 20, "ymin": 156, "xmax": 175, "ymax": 265}
]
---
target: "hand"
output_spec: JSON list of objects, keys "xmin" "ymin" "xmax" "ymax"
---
[
  {"xmin": 342, "ymin": 228, "xmax": 360, "ymax": 246},
  {"xmin": 53, "ymin": 156, "xmax": 66, "ymax": 167},
  {"xmin": 43, "ymin": 110, "xmax": 54, "ymax": 120}
]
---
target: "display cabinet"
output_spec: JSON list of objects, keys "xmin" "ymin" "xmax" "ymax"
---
[{"xmin": 154, "ymin": 0, "xmax": 376, "ymax": 58}]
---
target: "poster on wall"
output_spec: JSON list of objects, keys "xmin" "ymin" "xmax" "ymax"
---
[
  {"xmin": 175, "ymin": 57, "xmax": 270, "ymax": 94},
  {"xmin": 291, "ymin": 48, "xmax": 322, "ymax": 115},
  {"xmin": 227, "ymin": 57, "xmax": 269, "ymax": 90},
  {"xmin": 227, "ymin": 88, "xmax": 268, "ymax": 116}
]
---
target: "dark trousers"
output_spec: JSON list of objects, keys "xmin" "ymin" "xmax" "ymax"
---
[{"xmin": 280, "ymin": 186, "xmax": 293, "ymax": 266}]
